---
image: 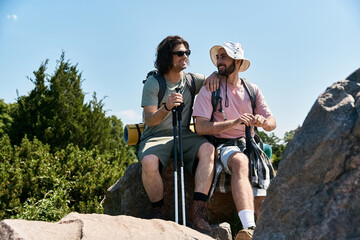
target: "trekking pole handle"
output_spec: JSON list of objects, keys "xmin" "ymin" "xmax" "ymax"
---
[{"xmin": 175, "ymin": 88, "xmax": 184, "ymax": 116}]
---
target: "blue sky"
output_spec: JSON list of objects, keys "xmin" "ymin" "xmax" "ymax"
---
[{"xmin": 1, "ymin": 0, "xmax": 359, "ymax": 139}]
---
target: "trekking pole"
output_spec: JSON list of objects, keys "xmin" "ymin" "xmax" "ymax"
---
[
  {"xmin": 172, "ymin": 104, "xmax": 179, "ymax": 224},
  {"xmin": 176, "ymin": 88, "xmax": 186, "ymax": 226}
]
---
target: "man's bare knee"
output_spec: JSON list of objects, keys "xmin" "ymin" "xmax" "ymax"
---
[
  {"xmin": 229, "ymin": 153, "xmax": 248, "ymax": 174},
  {"xmin": 197, "ymin": 142, "xmax": 215, "ymax": 163},
  {"xmin": 141, "ymin": 154, "xmax": 159, "ymax": 173}
]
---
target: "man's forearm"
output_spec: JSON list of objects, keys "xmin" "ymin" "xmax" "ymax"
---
[
  {"xmin": 195, "ymin": 118, "xmax": 242, "ymax": 135},
  {"xmin": 144, "ymin": 105, "xmax": 170, "ymax": 127},
  {"xmin": 262, "ymin": 116, "xmax": 277, "ymax": 132}
]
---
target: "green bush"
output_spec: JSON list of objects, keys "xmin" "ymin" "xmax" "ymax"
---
[
  {"xmin": 12, "ymin": 178, "xmax": 71, "ymax": 221},
  {"xmin": 0, "ymin": 53, "xmax": 137, "ymax": 221},
  {"xmin": 0, "ymin": 135, "xmax": 137, "ymax": 221}
]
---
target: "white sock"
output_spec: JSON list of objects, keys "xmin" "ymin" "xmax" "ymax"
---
[{"xmin": 238, "ymin": 209, "xmax": 256, "ymax": 229}]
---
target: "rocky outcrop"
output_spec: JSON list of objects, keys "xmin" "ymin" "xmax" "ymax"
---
[
  {"xmin": 102, "ymin": 160, "xmax": 237, "ymax": 224},
  {"xmin": 0, "ymin": 212, "xmax": 217, "ymax": 240},
  {"xmin": 254, "ymin": 69, "xmax": 360, "ymax": 239}
]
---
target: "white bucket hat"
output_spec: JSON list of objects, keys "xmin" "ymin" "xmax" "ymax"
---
[{"xmin": 210, "ymin": 42, "xmax": 250, "ymax": 72}]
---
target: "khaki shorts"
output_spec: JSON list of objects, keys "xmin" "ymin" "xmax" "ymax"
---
[{"xmin": 138, "ymin": 128, "xmax": 208, "ymax": 174}]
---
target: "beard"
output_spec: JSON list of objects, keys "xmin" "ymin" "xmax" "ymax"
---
[{"xmin": 218, "ymin": 60, "xmax": 236, "ymax": 76}]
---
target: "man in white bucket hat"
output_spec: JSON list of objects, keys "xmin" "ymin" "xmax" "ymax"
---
[
  {"xmin": 210, "ymin": 42, "xmax": 250, "ymax": 73},
  {"xmin": 192, "ymin": 42, "xmax": 277, "ymax": 240}
]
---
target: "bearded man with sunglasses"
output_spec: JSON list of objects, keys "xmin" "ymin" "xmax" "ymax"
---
[
  {"xmin": 192, "ymin": 42, "xmax": 277, "ymax": 240},
  {"xmin": 138, "ymin": 35, "xmax": 218, "ymax": 236}
]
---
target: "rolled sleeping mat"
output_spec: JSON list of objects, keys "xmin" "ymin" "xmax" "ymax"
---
[
  {"xmin": 124, "ymin": 123, "xmax": 196, "ymax": 145},
  {"xmin": 124, "ymin": 123, "xmax": 145, "ymax": 145}
]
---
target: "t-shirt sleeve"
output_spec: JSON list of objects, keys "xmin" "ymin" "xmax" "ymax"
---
[
  {"xmin": 141, "ymin": 76, "xmax": 159, "ymax": 107},
  {"xmin": 192, "ymin": 85, "xmax": 213, "ymax": 120},
  {"xmin": 191, "ymin": 73, "xmax": 206, "ymax": 94},
  {"xmin": 253, "ymin": 83, "xmax": 273, "ymax": 118}
]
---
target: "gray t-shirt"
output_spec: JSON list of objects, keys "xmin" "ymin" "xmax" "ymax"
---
[{"xmin": 141, "ymin": 72, "xmax": 205, "ymax": 139}]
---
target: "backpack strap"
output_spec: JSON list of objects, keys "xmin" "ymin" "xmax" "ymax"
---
[
  {"xmin": 241, "ymin": 78, "xmax": 256, "ymax": 113},
  {"xmin": 185, "ymin": 73, "xmax": 197, "ymax": 127},
  {"xmin": 151, "ymin": 73, "xmax": 167, "ymax": 108},
  {"xmin": 185, "ymin": 73, "xmax": 196, "ymax": 102},
  {"xmin": 242, "ymin": 78, "xmax": 258, "ymax": 134}
]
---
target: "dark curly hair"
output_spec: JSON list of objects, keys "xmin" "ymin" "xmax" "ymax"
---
[{"xmin": 154, "ymin": 35, "xmax": 189, "ymax": 75}]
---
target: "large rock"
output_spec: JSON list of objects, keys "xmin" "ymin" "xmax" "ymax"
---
[
  {"xmin": 254, "ymin": 69, "xmax": 360, "ymax": 239},
  {"xmin": 0, "ymin": 212, "xmax": 216, "ymax": 240},
  {"xmin": 102, "ymin": 160, "xmax": 237, "ymax": 224}
]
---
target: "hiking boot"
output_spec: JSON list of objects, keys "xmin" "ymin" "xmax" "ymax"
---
[
  {"xmin": 188, "ymin": 200, "xmax": 212, "ymax": 236},
  {"xmin": 148, "ymin": 206, "xmax": 164, "ymax": 220},
  {"xmin": 235, "ymin": 226, "xmax": 255, "ymax": 240}
]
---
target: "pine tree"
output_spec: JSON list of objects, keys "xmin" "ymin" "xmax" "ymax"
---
[{"xmin": 9, "ymin": 52, "xmax": 130, "ymax": 154}]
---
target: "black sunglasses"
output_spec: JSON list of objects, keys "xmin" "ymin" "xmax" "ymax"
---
[{"xmin": 172, "ymin": 50, "xmax": 191, "ymax": 57}]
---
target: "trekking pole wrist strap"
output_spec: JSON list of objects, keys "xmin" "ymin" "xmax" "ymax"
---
[{"xmin": 163, "ymin": 102, "xmax": 170, "ymax": 111}]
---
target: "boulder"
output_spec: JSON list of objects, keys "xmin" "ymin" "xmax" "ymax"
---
[
  {"xmin": 0, "ymin": 212, "xmax": 217, "ymax": 240},
  {"xmin": 102, "ymin": 160, "xmax": 237, "ymax": 224},
  {"xmin": 254, "ymin": 69, "xmax": 360, "ymax": 239}
]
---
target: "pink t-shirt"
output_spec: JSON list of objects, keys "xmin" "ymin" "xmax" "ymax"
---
[{"xmin": 192, "ymin": 79, "xmax": 273, "ymax": 139}]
